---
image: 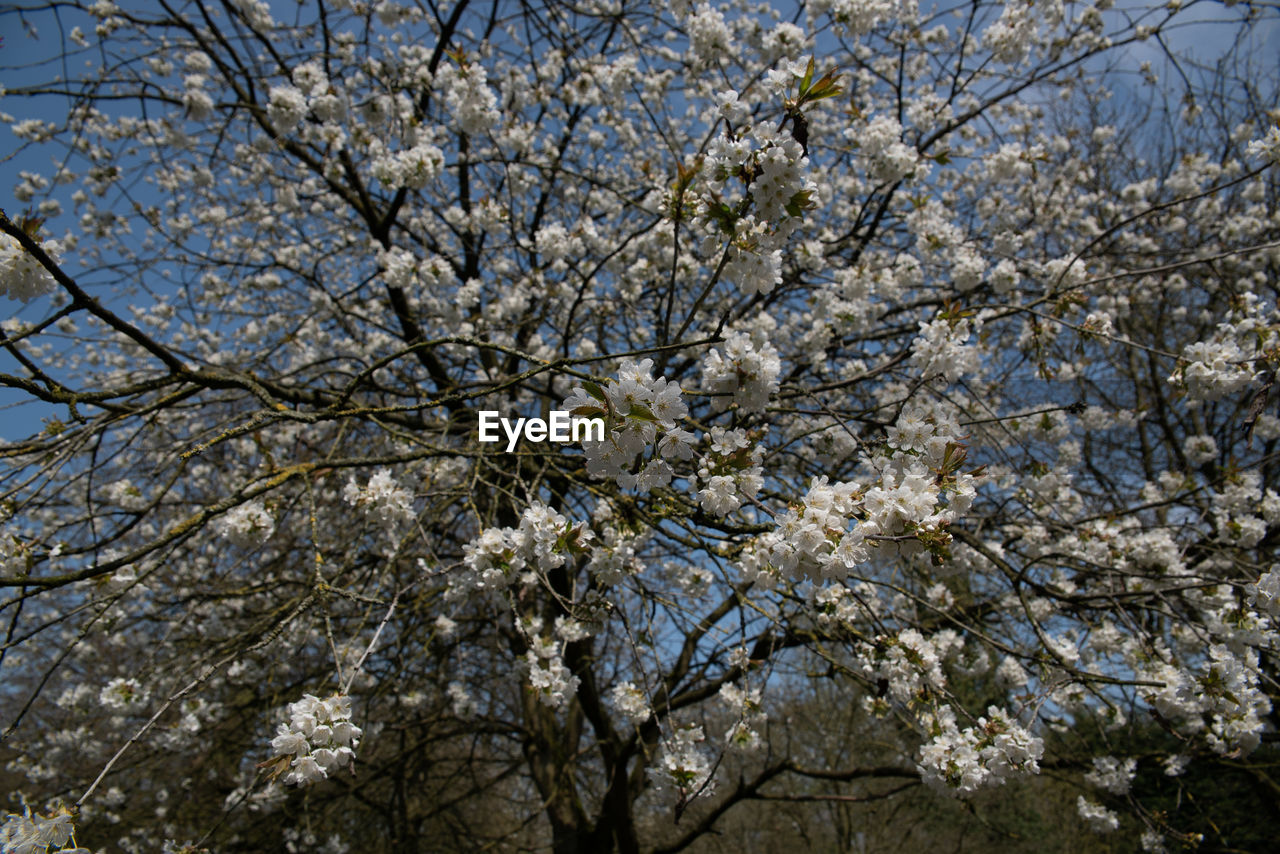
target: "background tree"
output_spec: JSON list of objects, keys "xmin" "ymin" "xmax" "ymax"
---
[{"xmin": 1, "ymin": 0, "xmax": 1279, "ymax": 852}]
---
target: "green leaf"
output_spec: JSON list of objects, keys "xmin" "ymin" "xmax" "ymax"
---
[
  {"xmin": 799, "ymin": 56, "xmax": 815, "ymax": 94},
  {"xmin": 582, "ymin": 381, "xmax": 607, "ymax": 402},
  {"xmin": 804, "ymin": 72, "xmax": 843, "ymax": 103},
  {"xmin": 627, "ymin": 403, "xmax": 658, "ymax": 422},
  {"xmin": 784, "ymin": 189, "xmax": 816, "ymax": 218}
]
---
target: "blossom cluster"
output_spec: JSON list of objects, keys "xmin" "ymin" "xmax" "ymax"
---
[
  {"xmin": 739, "ymin": 475, "xmax": 868, "ymax": 584},
  {"xmin": 0, "ymin": 533, "xmax": 34, "ymax": 577},
  {"xmin": 1247, "ymin": 565, "xmax": 1280, "ymax": 618},
  {"xmin": 1169, "ymin": 293, "xmax": 1276, "ymax": 402},
  {"xmin": 585, "ymin": 521, "xmax": 643, "ymax": 586},
  {"xmin": 885, "ymin": 405, "xmax": 965, "ymax": 464},
  {"xmin": 104, "ymin": 479, "xmax": 149, "ymax": 511},
  {"xmin": 370, "ymin": 140, "xmax": 445, "ymax": 190},
  {"xmin": 647, "ymin": 723, "xmax": 715, "ymax": 803},
  {"xmin": 742, "ymin": 454, "xmax": 964, "ymax": 585},
  {"xmin": 608, "ymin": 681, "xmax": 651, "ymax": 725},
  {"xmin": 856, "ymin": 629, "xmax": 952, "ymax": 705},
  {"xmin": 844, "ymin": 114, "xmax": 923, "ymax": 183},
  {"xmin": 342, "ymin": 469, "xmax": 415, "ymax": 526},
  {"xmin": 690, "ymin": 61, "xmax": 827, "ymax": 296},
  {"xmin": 1139, "ymin": 642, "xmax": 1271, "ymax": 755},
  {"xmin": 701, "ymin": 330, "xmax": 781, "ymax": 414},
  {"xmin": 982, "ymin": 0, "xmax": 1065, "ymax": 64},
  {"xmin": 269, "ymin": 694, "xmax": 362, "ymax": 786},
  {"xmin": 718, "ymin": 681, "xmax": 766, "ymax": 752},
  {"xmin": 910, "ymin": 313, "xmax": 983, "ymax": 381},
  {"xmin": 216, "ymin": 501, "xmax": 274, "ymax": 547},
  {"xmin": 695, "ymin": 427, "xmax": 765, "ymax": 518},
  {"xmin": 812, "ymin": 580, "xmax": 883, "ymax": 630},
  {"xmin": 819, "ymin": 0, "xmax": 899, "ymax": 37},
  {"xmin": 1245, "ymin": 124, "xmax": 1280, "ymax": 163},
  {"xmin": 461, "ymin": 502, "xmax": 591, "ymax": 591},
  {"xmin": 518, "ymin": 614, "xmax": 589, "ymax": 711},
  {"xmin": 1076, "ymin": 797, "xmax": 1120, "ymax": 833},
  {"xmin": 562, "ymin": 359, "xmax": 695, "ymax": 493},
  {"xmin": 99, "ymin": 676, "xmax": 148, "ymax": 713},
  {"xmin": 1, "ymin": 232, "xmax": 59, "ymax": 303},
  {"xmin": 1084, "ymin": 755, "xmax": 1137, "ymax": 795},
  {"xmin": 261, "ymin": 62, "xmax": 344, "ymax": 135},
  {"xmin": 436, "ymin": 60, "xmax": 500, "ymax": 136},
  {"xmin": 917, "ymin": 705, "xmax": 1044, "ymax": 796}
]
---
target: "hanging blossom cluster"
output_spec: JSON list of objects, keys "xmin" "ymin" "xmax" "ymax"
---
[
  {"xmin": 99, "ymin": 676, "xmax": 148, "ymax": 714},
  {"xmin": 816, "ymin": 0, "xmax": 901, "ymax": 38},
  {"xmin": 104, "ymin": 478, "xmax": 149, "ymax": 511},
  {"xmin": 855, "ymin": 628, "xmax": 957, "ymax": 706},
  {"xmin": 1138, "ymin": 642, "xmax": 1272, "ymax": 756},
  {"xmin": 739, "ymin": 476, "xmax": 870, "ymax": 584},
  {"xmin": 1, "ymin": 533, "xmax": 35, "ymax": 576},
  {"xmin": 562, "ymin": 359, "xmax": 696, "ymax": 493},
  {"xmin": 518, "ymin": 614, "xmax": 589, "ymax": 711},
  {"xmin": 647, "ymin": 723, "xmax": 715, "ymax": 804},
  {"xmin": 608, "ymin": 681, "xmax": 652, "ymax": 726},
  {"xmin": 844, "ymin": 113, "xmax": 925, "ymax": 183},
  {"xmin": 1245, "ymin": 124, "xmax": 1280, "ymax": 163},
  {"xmin": 1248, "ymin": 565, "xmax": 1280, "ymax": 618},
  {"xmin": 268, "ymin": 694, "xmax": 362, "ymax": 786},
  {"xmin": 1209, "ymin": 469, "xmax": 1278, "ymax": 550},
  {"xmin": 702, "ymin": 125, "xmax": 811, "ymax": 296},
  {"xmin": 718, "ymin": 681, "xmax": 767, "ymax": 752},
  {"xmin": 585, "ymin": 517, "xmax": 645, "ymax": 586},
  {"xmin": 683, "ymin": 2, "xmax": 733, "ymax": 68},
  {"xmin": 1, "ymin": 232, "xmax": 59, "ymax": 303},
  {"xmin": 917, "ymin": 705, "xmax": 1044, "ymax": 796},
  {"xmin": 813, "ymin": 580, "xmax": 884, "ymax": 630},
  {"xmin": 910, "ymin": 311, "xmax": 985, "ymax": 381},
  {"xmin": 258, "ymin": 55, "xmax": 349, "ymax": 139},
  {"xmin": 359, "ymin": 54, "xmax": 447, "ymax": 189},
  {"xmin": 981, "ymin": 0, "xmax": 1066, "ymax": 64},
  {"xmin": 884, "ymin": 405, "xmax": 968, "ymax": 463}
]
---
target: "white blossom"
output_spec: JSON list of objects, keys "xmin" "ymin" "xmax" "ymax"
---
[
  {"xmin": 918, "ymin": 705, "xmax": 1044, "ymax": 795},
  {"xmin": 270, "ymin": 694, "xmax": 362, "ymax": 786},
  {"xmin": 1, "ymin": 233, "xmax": 58, "ymax": 302},
  {"xmin": 1076, "ymin": 796, "xmax": 1120, "ymax": 833}
]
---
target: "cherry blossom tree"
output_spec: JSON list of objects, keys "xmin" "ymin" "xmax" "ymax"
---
[{"xmin": 2, "ymin": 0, "xmax": 1279, "ymax": 851}]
